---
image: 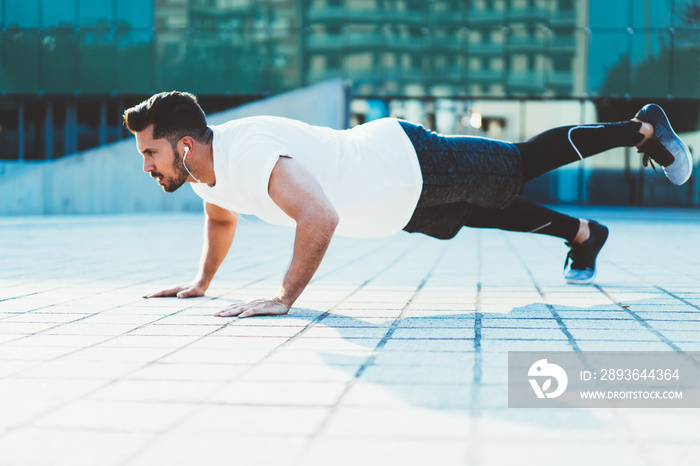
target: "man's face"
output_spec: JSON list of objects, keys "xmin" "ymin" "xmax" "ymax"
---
[{"xmin": 135, "ymin": 125, "xmax": 189, "ymax": 193}]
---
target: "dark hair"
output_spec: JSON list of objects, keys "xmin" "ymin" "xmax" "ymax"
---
[{"xmin": 123, "ymin": 91, "xmax": 208, "ymax": 146}]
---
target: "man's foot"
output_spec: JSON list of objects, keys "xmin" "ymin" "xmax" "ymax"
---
[
  {"xmin": 634, "ymin": 104, "xmax": 693, "ymax": 186},
  {"xmin": 564, "ymin": 220, "xmax": 609, "ymax": 285}
]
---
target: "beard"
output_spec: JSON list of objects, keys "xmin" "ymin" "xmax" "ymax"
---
[{"xmin": 160, "ymin": 148, "xmax": 190, "ymax": 193}]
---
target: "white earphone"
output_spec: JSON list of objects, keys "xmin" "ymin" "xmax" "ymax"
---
[{"xmin": 182, "ymin": 146, "xmax": 201, "ymax": 182}]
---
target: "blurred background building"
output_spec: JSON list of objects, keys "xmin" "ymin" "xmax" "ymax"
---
[{"xmin": 1, "ymin": 0, "xmax": 699, "ymax": 209}]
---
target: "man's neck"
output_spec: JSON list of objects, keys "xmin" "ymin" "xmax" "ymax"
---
[{"xmin": 192, "ymin": 128, "xmax": 216, "ymax": 186}]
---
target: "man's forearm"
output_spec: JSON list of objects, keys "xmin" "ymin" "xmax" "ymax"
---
[
  {"xmin": 195, "ymin": 216, "xmax": 238, "ymax": 289},
  {"xmin": 277, "ymin": 212, "xmax": 337, "ymax": 307}
]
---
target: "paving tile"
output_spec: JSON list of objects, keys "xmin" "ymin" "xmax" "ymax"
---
[
  {"xmin": 480, "ymin": 327, "xmax": 567, "ymax": 340},
  {"xmin": 2, "ymin": 210, "xmax": 700, "ymax": 466},
  {"xmin": 645, "ymin": 444, "xmax": 700, "ymax": 466},
  {"xmin": 478, "ymin": 440, "xmax": 647, "ymax": 466},
  {"xmin": 126, "ymin": 362, "xmax": 249, "ymax": 382},
  {"xmin": 0, "ymin": 377, "xmax": 108, "ymax": 402},
  {"xmin": 96, "ymin": 334, "xmax": 203, "ymax": 348},
  {"xmin": 239, "ymin": 363, "xmax": 358, "ymax": 383},
  {"xmin": 477, "ymin": 408, "xmax": 627, "ymax": 441},
  {"xmin": 342, "ymin": 381, "xmax": 472, "ymax": 409},
  {"xmin": 372, "ymin": 350, "xmax": 474, "ymax": 367},
  {"xmin": 302, "ymin": 437, "xmax": 469, "ymax": 466},
  {"xmin": 16, "ymin": 359, "xmax": 146, "ymax": 380},
  {"xmin": 0, "ymin": 399, "xmax": 64, "ymax": 429},
  {"xmin": 209, "ymin": 380, "xmax": 348, "ymax": 406},
  {"xmin": 360, "ymin": 365, "xmax": 473, "ymax": 385},
  {"xmin": 58, "ymin": 346, "xmax": 178, "ymax": 363},
  {"xmin": 158, "ymin": 347, "xmax": 272, "ymax": 365},
  {"xmin": 321, "ymin": 406, "xmax": 471, "ymax": 438},
  {"xmin": 264, "ymin": 349, "xmax": 372, "ymax": 366},
  {"xmin": 382, "ymin": 338, "xmax": 475, "ymax": 352},
  {"xmin": 125, "ymin": 433, "xmax": 309, "ymax": 466},
  {"xmin": 214, "ymin": 325, "xmax": 305, "ymax": 338},
  {"xmin": 33, "ymin": 400, "xmax": 194, "ymax": 432},
  {"xmin": 188, "ymin": 335, "xmax": 290, "ymax": 350},
  {"xmin": 565, "ymin": 328, "xmax": 663, "ymax": 341},
  {"xmin": 0, "ymin": 345, "xmax": 80, "ymax": 361},
  {"xmin": 0, "ymin": 322, "xmax": 63, "ymax": 334},
  {"xmin": 175, "ymin": 405, "xmax": 329, "ymax": 436},
  {"xmin": 42, "ymin": 323, "xmax": 144, "ymax": 336},
  {"xmin": 0, "ymin": 428, "xmax": 154, "ymax": 466},
  {"xmin": 89, "ymin": 379, "xmax": 224, "ymax": 403}
]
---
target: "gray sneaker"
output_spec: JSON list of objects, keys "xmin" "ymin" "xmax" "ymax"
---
[
  {"xmin": 564, "ymin": 220, "xmax": 609, "ymax": 285},
  {"xmin": 635, "ymin": 103, "xmax": 693, "ymax": 186}
]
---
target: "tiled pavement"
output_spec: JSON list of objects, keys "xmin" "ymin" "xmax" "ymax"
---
[{"xmin": 1, "ymin": 207, "xmax": 699, "ymax": 466}]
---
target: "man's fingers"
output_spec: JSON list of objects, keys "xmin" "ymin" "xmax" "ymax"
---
[
  {"xmin": 143, "ymin": 287, "xmax": 183, "ymax": 299},
  {"xmin": 176, "ymin": 288, "xmax": 202, "ymax": 299},
  {"xmin": 215, "ymin": 305, "xmax": 244, "ymax": 317},
  {"xmin": 215, "ymin": 299, "xmax": 289, "ymax": 318}
]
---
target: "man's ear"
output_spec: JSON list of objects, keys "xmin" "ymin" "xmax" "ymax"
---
[{"xmin": 179, "ymin": 136, "xmax": 196, "ymax": 153}]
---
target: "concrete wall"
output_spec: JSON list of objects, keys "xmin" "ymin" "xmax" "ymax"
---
[{"xmin": 0, "ymin": 79, "xmax": 350, "ymax": 215}]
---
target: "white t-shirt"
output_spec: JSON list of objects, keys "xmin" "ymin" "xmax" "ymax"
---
[{"xmin": 190, "ymin": 116, "xmax": 422, "ymax": 238}]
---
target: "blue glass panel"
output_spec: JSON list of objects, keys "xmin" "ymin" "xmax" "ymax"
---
[
  {"xmin": 506, "ymin": 26, "xmax": 545, "ymax": 96},
  {"xmin": 547, "ymin": 28, "xmax": 579, "ymax": 97},
  {"xmin": 6, "ymin": 0, "xmax": 40, "ymax": 28},
  {"xmin": 631, "ymin": 0, "xmax": 673, "ymax": 29},
  {"xmin": 589, "ymin": 0, "xmax": 629, "ymax": 28},
  {"xmin": 117, "ymin": 0, "xmax": 154, "ymax": 29},
  {"xmin": 42, "ymin": 29, "xmax": 79, "ymax": 92},
  {"xmin": 116, "ymin": 29, "xmax": 154, "ymax": 93},
  {"xmin": 80, "ymin": 1, "xmax": 115, "ymax": 27},
  {"xmin": 42, "ymin": 0, "xmax": 77, "ymax": 28},
  {"xmin": 670, "ymin": 28, "xmax": 700, "ymax": 98},
  {"xmin": 628, "ymin": 30, "xmax": 670, "ymax": 98},
  {"xmin": 154, "ymin": 28, "xmax": 189, "ymax": 91},
  {"xmin": 190, "ymin": 28, "xmax": 231, "ymax": 94},
  {"xmin": 79, "ymin": 28, "xmax": 117, "ymax": 92},
  {"xmin": 466, "ymin": 28, "xmax": 506, "ymax": 97},
  {"xmin": 673, "ymin": 0, "xmax": 698, "ymax": 27},
  {"xmin": 588, "ymin": 30, "xmax": 630, "ymax": 96},
  {"xmin": 2, "ymin": 29, "xmax": 40, "ymax": 92}
]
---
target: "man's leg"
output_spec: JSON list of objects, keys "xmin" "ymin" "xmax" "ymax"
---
[
  {"xmin": 466, "ymin": 197, "xmax": 608, "ymax": 285},
  {"xmin": 466, "ymin": 196, "xmax": 579, "ymax": 241},
  {"xmin": 465, "ymin": 119, "xmax": 652, "ymax": 240},
  {"xmin": 459, "ymin": 107, "xmax": 691, "ymax": 284},
  {"xmin": 516, "ymin": 119, "xmax": 650, "ymax": 183},
  {"xmin": 462, "ymin": 120, "xmax": 652, "ymax": 285}
]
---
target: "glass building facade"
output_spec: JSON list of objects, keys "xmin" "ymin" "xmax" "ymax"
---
[{"xmin": 1, "ymin": 0, "xmax": 699, "ymax": 205}]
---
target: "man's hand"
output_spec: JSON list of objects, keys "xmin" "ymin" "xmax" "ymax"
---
[
  {"xmin": 143, "ymin": 283, "xmax": 206, "ymax": 299},
  {"xmin": 214, "ymin": 297, "xmax": 290, "ymax": 318}
]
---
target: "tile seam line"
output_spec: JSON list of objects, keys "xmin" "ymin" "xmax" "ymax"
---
[
  {"xmin": 0, "ymin": 233, "xmax": 303, "ymax": 305},
  {"xmin": 114, "ymin": 237, "xmax": 429, "ymax": 466},
  {"xmin": 0, "ymin": 298, "xmax": 239, "ymax": 437},
  {"xmin": 0, "ymin": 270, "xmax": 286, "ymax": 359},
  {"xmin": 292, "ymin": 239, "xmax": 452, "ymax": 464},
  {"xmin": 0, "ymin": 237, "xmax": 418, "ymax": 437},
  {"xmin": 652, "ymin": 285, "xmax": 700, "ymax": 312},
  {"xmin": 469, "ymin": 229, "xmax": 483, "ymax": 466},
  {"xmin": 0, "ymin": 247, "xmax": 293, "ymax": 307},
  {"xmin": 502, "ymin": 232, "xmax": 581, "ymax": 352},
  {"xmin": 594, "ymin": 284, "xmax": 685, "ymax": 353}
]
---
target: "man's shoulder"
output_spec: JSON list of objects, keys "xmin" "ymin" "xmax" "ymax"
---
[{"xmin": 218, "ymin": 115, "xmax": 299, "ymax": 130}]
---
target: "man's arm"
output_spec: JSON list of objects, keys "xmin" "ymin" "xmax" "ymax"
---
[
  {"xmin": 215, "ymin": 156, "xmax": 338, "ymax": 318},
  {"xmin": 144, "ymin": 202, "xmax": 238, "ymax": 299}
]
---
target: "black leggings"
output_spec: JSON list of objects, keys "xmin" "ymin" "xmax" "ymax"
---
[{"xmin": 466, "ymin": 121, "xmax": 644, "ymax": 241}]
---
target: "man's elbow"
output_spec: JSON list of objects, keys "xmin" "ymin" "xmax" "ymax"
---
[
  {"xmin": 322, "ymin": 206, "xmax": 340, "ymax": 233},
  {"xmin": 303, "ymin": 205, "xmax": 338, "ymax": 234}
]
